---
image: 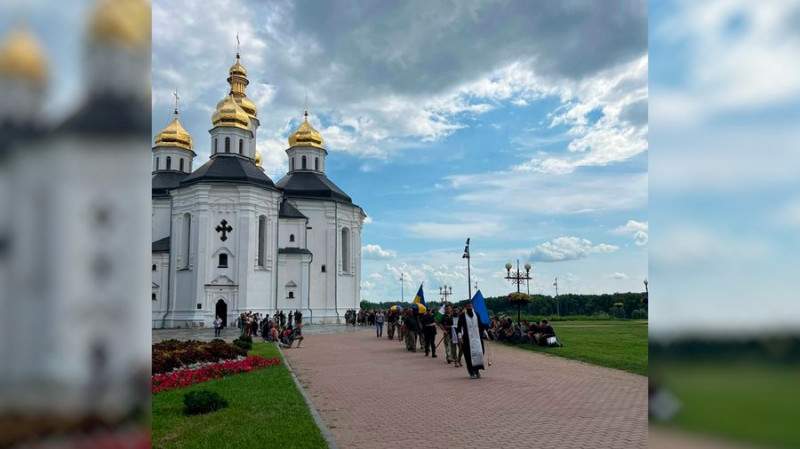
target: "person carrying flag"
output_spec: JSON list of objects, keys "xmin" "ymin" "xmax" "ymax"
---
[{"xmin": 457, "ymin": 301, "xmax": 486, "ymax": 379}]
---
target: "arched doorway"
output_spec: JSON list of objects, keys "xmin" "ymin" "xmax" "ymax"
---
[{"xmin": 215, "ymin": 299, "xmax": 228, "ymax": 327}]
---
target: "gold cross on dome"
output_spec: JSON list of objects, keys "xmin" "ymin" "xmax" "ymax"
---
[{"xmin": 173, "ymin": 88, "xmax": 180, "ymax": 115}]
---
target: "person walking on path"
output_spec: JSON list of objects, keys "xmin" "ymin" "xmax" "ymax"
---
[
  {"xmin": 421, "ymin": 307, "xmax": 438, "ymax": 358},
  {"xmin": 404, "ymin": 309, "xmax": 419, "ymax": 352},
  {"xmin": 213, "ymin": 315, "xmax": 223, "ymax": 337},
  {"xmin": 456, "ymin": 302, "xmax": 486, "ymax": 378},
  {"xmin": 440, "ymin": 305, "xmax": 455, "ymax": 364},
  {"xmin": 375, "ymin": 310, "xmax": 385, "ymax": 338}
]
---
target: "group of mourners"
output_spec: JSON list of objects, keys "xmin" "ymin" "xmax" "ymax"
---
[
  {"xmin": 486, "ymin": 316, "xmax": 561, "ymax": 347},
  {"xmin": 215, "ymin": 310, "xmax": 305, "ymax": 348},
  {"xmin": 371, "ymin": 302, "xmax": 489, "ymax": 379},
  {"xmin": 344, "ymin": 308, "xmax": 377, "ymax": 326}
]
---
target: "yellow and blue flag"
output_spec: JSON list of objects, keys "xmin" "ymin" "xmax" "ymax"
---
[{"xmin": 412, "ymin": 284, "xmax": 425, "ymax": 305}]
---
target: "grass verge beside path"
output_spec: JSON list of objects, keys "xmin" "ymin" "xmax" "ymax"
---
[
  {"xmin": 507, "ymin": 320, "xmax": 647, "ymax": 376},
  {"xmin": 152, "ymin": 343, "xmax": 326, "ymax": 449}
]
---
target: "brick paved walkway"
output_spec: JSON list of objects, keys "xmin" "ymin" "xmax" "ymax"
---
[{"xmin": 284, "ymin": 328, "xmax": 648, "ymax": 448}]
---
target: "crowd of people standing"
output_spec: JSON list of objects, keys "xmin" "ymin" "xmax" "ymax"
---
[{"xmin": 372, "ymin": 303, "xmax": 489, "ymax": 379}]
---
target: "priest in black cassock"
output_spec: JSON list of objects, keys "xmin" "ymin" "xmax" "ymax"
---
[{"xmin": 456, "ymin": 302, "xmax": 486, "ymax": 379}]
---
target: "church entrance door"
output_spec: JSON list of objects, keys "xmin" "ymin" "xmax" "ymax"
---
[{"xmin": 215, "ymin": 299, "xmax": 228, "ymax": 327}]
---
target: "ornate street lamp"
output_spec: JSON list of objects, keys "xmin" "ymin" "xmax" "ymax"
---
[
  {"xmin": 439, "ymin": 285, "xmax": 453, "ymax": 304},
  {"xmin": 504, "ymin": 259, "xmax": 532, "ymax": 325}
]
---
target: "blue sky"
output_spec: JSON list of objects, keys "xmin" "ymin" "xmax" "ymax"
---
[
  {"xmin": 148, "ymin": 0, "xmax": 648, "ymax": 303},
  {"xmin": 649, "ymin": 0, "xmax": 800, "ymax": 338}
]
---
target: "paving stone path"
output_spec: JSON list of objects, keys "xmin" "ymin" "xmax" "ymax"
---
[{"xmin": 283, "ymin": 328, "xmax": 648, "ymax": 448}]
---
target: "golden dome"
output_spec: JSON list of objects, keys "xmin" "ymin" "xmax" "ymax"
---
[
  {"xmin": 216, "ymin": 95, "xmax": 257, "ymax": 119},
  {"xmin": 88, "ymin": 0, "xmax": 150, "ymax": 51},
  {"xmin": 211, "ymin": 94, "xmax": 250, "ymax": 131},
  {"xmin": 288, "ymin": 111, "xmax": 324, "ymax": 149},
  {"xmin": 0, "ymin": 27, "xmax": 48, "ymax": 88},
  {"xmin": 255, "ymin": 150, "xmax": 263, "ymax": 167},
  {"xmin": 229, "ymin": 57, "xmax": 247, "ymax": 77},
  {"xmin": 154, "ymin": 113, "xmax": 193, "ymax": 150}
]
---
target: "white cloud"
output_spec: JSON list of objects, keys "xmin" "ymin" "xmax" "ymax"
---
[
  {"xmin": 609, "ymin": 272, "xmax": 628, "ymax": 279},
  {"xmin": 528, "ymin": 236, "xmax": 619, "ymax": 262},
  {"xmin": 362, "ymin": 244, "xmax": 397, "ymax": 259},
  {"xmin": 363, "ymin": 216, "xmax": 373, "ymax": 224},
  {"xmin": 612, "ymin": 220, "xmax": 649, "ymax": 246}
]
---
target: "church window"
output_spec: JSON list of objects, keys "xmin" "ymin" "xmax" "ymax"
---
[
  {"xmin": 218, "ymin": 254, "xmax": 228, "ymax": 268},
  {"xmin": 239, "ymin": 139, "xmax": 243, "ymax": 154},
  {"xmin": 182, "ymin": 213, "xmax": 191, "ymax": 268},
  {"xmin": 214, "ymin": 138, "xmax": 218, "ymax": 153},
  {"xmin": 291, "ymin": 157, "xmax": 295, "ymax": 171},
  {"xmin": 197, "ymin": 303, "xmax": 202, "ymax": 310},
  {"xmin": 257, "ymin": 215, "xmax": 266, "ymax": 267},
  {"xmin": 152, "ymin": 264, "xmax": 157, "ymax": 271},
  {"xmin": 341, "ymin": 228, "xmax": 350, "ymax": 273},
  {"xmin": 155, "ymin": 157, "xmax": 159, "ymax": 170},
  {"xmin": 302, "ymin": 155, "xmax": 307, "ymax": 169},
  {"xmin": 179, "ymin": 158, "xmax": 185, "ymax": 172},
  {"xmin": 315, "ymin": 157, "xmax": 319, "ymax": 171},
  {"xmin": 152, "ymin": 293, "xmax": 157, "ymax": 301},
  {"xmin": 321, "ymin": 264, "xmax": 326, "ymax": 273},
  {"xmin": 288, "ymin": 291, "xmax": 294, "ymax": 299},
  {"xmin": 289, "ymin": 234, "xmax": 295, "ymax": 242},
  {"xmin": 225, "ymin": 137, "xmax": 230, "ymax": 153},
  {"xmin": 166, "ymin": 156, "xmax": 172, "ymax": 170}
]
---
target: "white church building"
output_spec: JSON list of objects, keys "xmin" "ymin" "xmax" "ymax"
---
[{"xmin": 152, "ymin": 51, "xmax": 365, "ymax": 328}]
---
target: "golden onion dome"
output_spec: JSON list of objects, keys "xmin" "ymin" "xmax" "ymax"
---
[
  {"xmin": 0, "ymin": 27, "xmax": 48, "ymax": 88},
  {"xmin": 154, "ymin": 113, "xmax": 193, "ymax": 150},
  {"xmin": 229, "ymin": 57, "xmax": 247, "ymax": 77},
  {"xmin": 88, "ymin": 0, "xmax": 150, "ymax": 52},
  {"xmin": 255, "ymin": 150, "xmax": 263, "ymax": 167},
  {"xmin": 216, "ymin": 95, "xmax": 257, "ymax": 119},
  {"xmin": 288, "ymin": 111, "xmax": 324, "ymax": 149},
  {"xmin": 211, "ymin": 94, "xmax": 250, "ymax": 131}
]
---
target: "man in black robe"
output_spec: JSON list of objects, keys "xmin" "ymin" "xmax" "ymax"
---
[{"xmin": 456, "ymin": 302, "xmax": 486, "ymax": 379}]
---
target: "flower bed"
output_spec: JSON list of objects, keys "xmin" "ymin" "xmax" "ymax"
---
[
  {"xmin": 152, "ymin": 356, "xmax": 281, "ymax": 393},
  {"xmin": 152, "ymin": 340, "xmax": 247, "ymax": 374}
]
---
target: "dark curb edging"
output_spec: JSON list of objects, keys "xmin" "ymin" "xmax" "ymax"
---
[{"xmin": 277, "ymin": 344, "xmax": 339, "ymax": 449}]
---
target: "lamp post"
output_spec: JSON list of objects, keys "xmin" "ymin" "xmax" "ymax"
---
[
  {"xmin": 400, "ymin": 273, "xmax": 405, "ymax": 303},
  {"xmin": 504, "ymin": 259, "xmax": 531, "ymax": 325},
  {"xmin": 439, "ymin": 285, "xmax": 453, "ymax": 304},
  {"xmin": 462, "ymin": 238, "xmax": 471, "ymax": 301},
  {"xmin": 644, "ymin": 278, "xmax": 648, "ymax": 295},
  {"xmin": 554, "ymin": 277, "xmax": 560, "ymax": 317}
]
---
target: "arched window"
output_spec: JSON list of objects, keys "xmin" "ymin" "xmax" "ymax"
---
[
  {"xmin": 257, "ymin": 215, "xmax": 266, "ymax": 267},
  {"xmin": 182, "ymin": 213, "xmax": 191, "ymax": 268},
  {"xmin": 315, "ymin": 157, "xmax": 319, "ymax": 171},
  {"xmin": 291, "ymin": 157, "xmax": 295, "ymax": 171},
  {"xmin": 166, "ymin": 156, "xmax": 172, "ymax": 170},
  {"xmin": 239, "ymin": 139, "xmax": 243, "ymax": 154},
  {"xmin": 289, "ymin": 234, "xmax": 295, "ymax": 243},
  {"xmin": 214, "ymin": 138, "xmax": 218, "ymax": 153},
  {"xmin": 155, "ymin": 157, "xmax": 159, "ymax": 171},
  {"xmin": 152, "ymin": 293, "xmax": 157, "ymax": 301},
  {"xmin": 225, "ymin": 137, "xmax": 230, "ymax": 153},
  {"xmin": 152, "ymin": 264, "xmax": 157, "ymax": 272},
  {"xmin": 321, "ymin": 264, "xmax": 326, "ymax": 273},
  {"xmin": 288, "ymin": 291, "xmax": 294, "ymax": 299},
  {"xmin": 302, "ymin": 155, "xmax": 307, "ymax": 169},
  {"xmin": 218, "ymin": 254, "xmax": 228, "ymax": 268},
  {"xmin": 179, "ymin": 158, "xmax": 185, "ymax": 172},
  {"xmin": 341, "ymin": 227, "xmax": 350, "ymax": 273}
]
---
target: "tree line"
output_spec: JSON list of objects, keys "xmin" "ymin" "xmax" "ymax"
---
[{"xmin": 360, "ymin": 291, "xmax": 648, "ymax": 319}]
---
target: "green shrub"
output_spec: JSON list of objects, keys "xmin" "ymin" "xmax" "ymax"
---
[
  {"xmin": 233, "ymin": 334, "xmax": 253, "ymax": 350},
  {"xmin": 183, "ymin": 390, "xmax": 229, "ymax": 415},
  {"xmin": 631, "ymin": 308, "xmax": 648, "ymax": 319},
  {"xmin": 210, "ymin": 338, "xmax": 226, "ymax": 344},
  {"xmin": 609, "ymin": 307, "xmax": 626, "ymax": 319}
]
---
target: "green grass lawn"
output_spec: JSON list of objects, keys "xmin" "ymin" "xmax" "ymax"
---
[
  {"xmin": 652, "ymin": 361, "xmax": 800, "ymax": 449},
  {"xmin": 505, "ymin": 320, "xmax": 648, "ymax": 376},
  {"xmin": 152, "ymin": 343, "xmax": 326, "ymax": 449}
]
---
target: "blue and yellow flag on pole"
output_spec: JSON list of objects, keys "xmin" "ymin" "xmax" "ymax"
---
[{"xmin": 412, "ymin": 284, "xmax": 425, "ymax": 305}]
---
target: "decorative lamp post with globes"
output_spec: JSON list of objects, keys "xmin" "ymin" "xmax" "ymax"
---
[
  {"xmin": 439, "ymin": 285, "xmax": 453, "ymax": 304},
  {"xmin": 504, "ymin": 260, "xmax": 532, "ymax": 325}
]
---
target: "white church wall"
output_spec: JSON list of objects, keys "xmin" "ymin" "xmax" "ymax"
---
[{"xmin": 152, "ymin": 198, "xmax": 171, "ymax": 241}]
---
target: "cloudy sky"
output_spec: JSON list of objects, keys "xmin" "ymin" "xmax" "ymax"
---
[
  {"xmin": 151, "ymin": 0, "xmax": 648, "ymax": 302},
  {"xmin": 649, "ymin": 0, "xmax": 800, "ymax": 338}
]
